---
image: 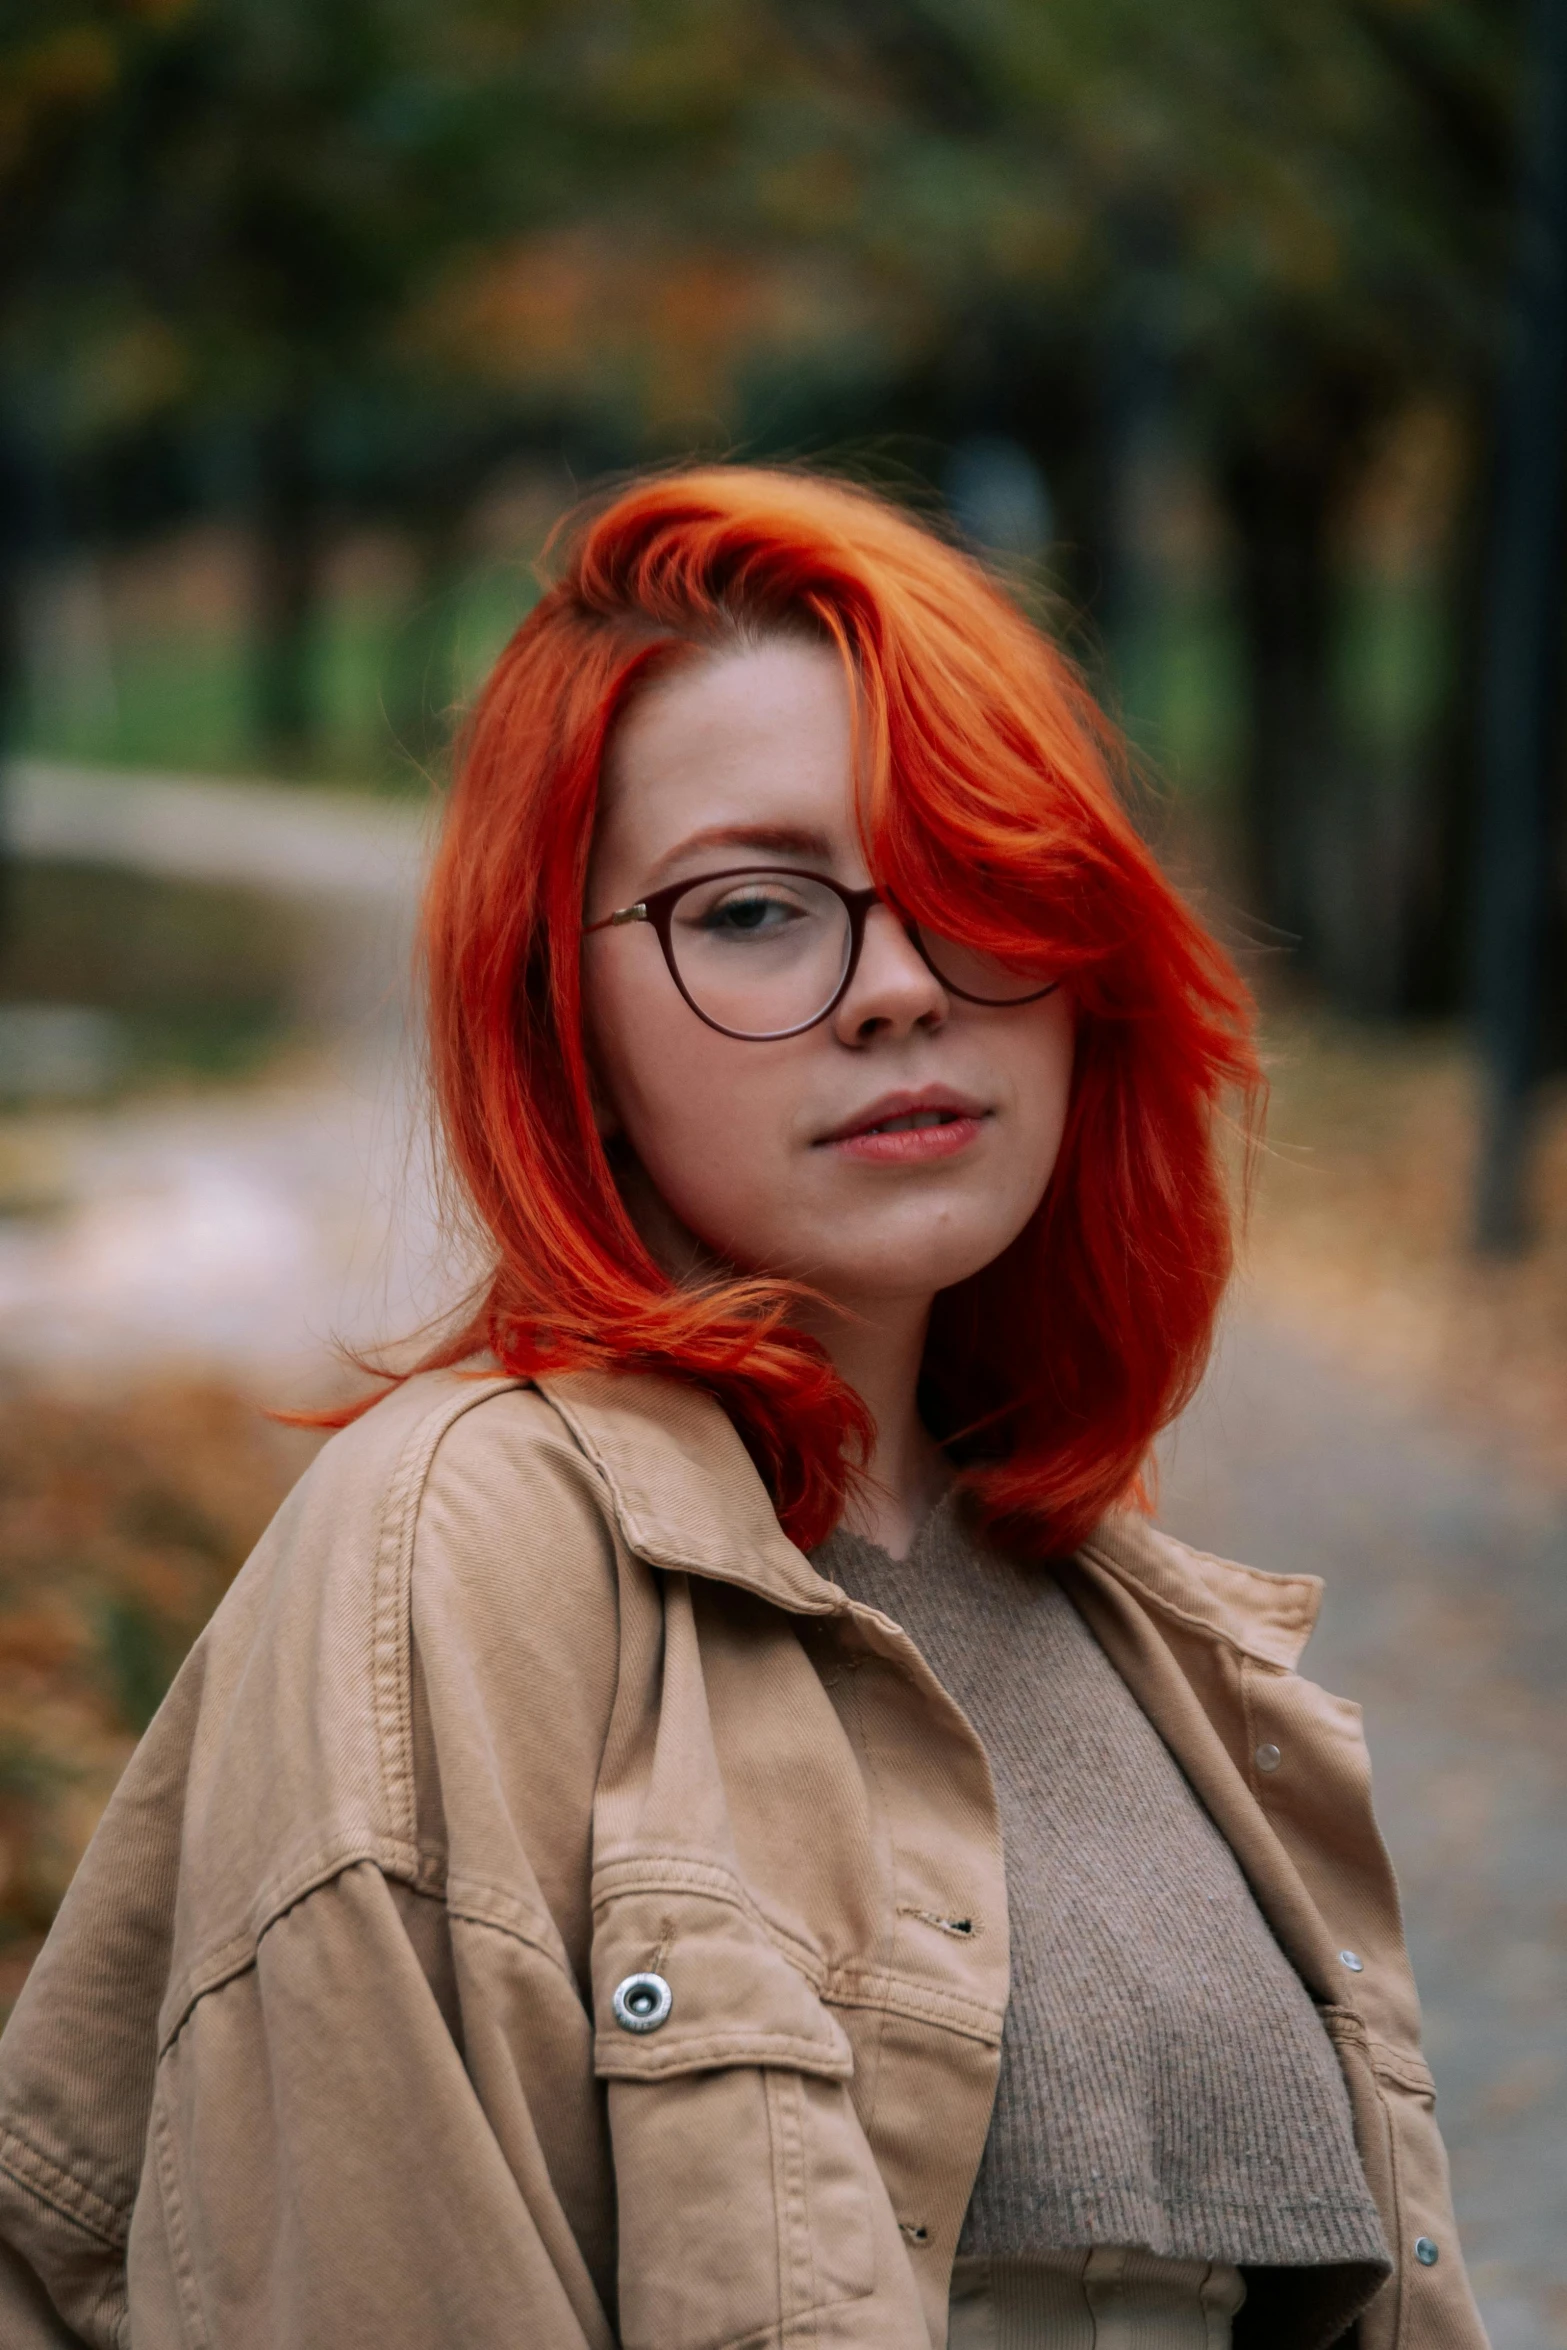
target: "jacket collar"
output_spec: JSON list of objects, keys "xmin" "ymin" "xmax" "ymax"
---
[
  {"xmin": 537, "ymin": 1369, "xmax": 1323, "ymax": 1669},
  {"xmin": 534, "ymin": 1369, "xmax": 841, "ymax": 1616},
  {"xmin": 1080, "ymin": 1512, "xmax": 1323, "ymax": 1670}
]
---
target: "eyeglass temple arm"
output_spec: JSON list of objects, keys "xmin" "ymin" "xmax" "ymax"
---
[{"xmin": 582, "ymin": 903, "xmax": 650, "ymax": 935}]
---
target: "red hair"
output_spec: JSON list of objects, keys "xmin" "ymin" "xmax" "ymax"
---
[{"xmin": 401, "ymin": 467, "xmax": 1261, "ymax": 1553}]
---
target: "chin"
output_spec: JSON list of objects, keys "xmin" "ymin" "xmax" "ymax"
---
[{"xmin": 816, "ymin": 1236, "xmax": 1006, "ymax": 1301}]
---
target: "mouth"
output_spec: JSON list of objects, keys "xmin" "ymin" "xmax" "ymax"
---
[{"xmin": 817, "ymin": 1089, "xmax": 991, "ymax": 1164}]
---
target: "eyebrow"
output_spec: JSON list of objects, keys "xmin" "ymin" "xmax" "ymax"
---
[{"xmin": 644, "ymin": 823, "xmax": 838, "ymax": 888}]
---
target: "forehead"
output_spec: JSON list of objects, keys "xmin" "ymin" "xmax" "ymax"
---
[{"xmin": 595, "ymin": 638, "xmax": 857, "ymax": 877}]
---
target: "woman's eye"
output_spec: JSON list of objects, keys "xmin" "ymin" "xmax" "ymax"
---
[{"xmin": 701, "ymin": 892, "xmax": 802, "ymax": 936}]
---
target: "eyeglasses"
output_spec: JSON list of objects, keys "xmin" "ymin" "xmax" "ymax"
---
[{"xmin": 583, "ymin": 866, "xmax": 1059, "ymax": 1042}]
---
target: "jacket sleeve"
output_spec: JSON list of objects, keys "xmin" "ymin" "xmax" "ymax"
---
[
  {"xmin": 0, "ymin": 1660, "xmax": 198, "ymax": 2350},
  {"xmin": 127, "ymin": 1859, "xmax": 615, "ymax": 2350},
  {"xmin": 0, "ymin": 1376, "xmax": 623, "ymax": 2350}
]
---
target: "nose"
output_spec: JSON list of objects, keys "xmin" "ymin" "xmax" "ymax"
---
[{"xmin": 832, "ymin": 901, "xmax": 948, "ymax": 1046}]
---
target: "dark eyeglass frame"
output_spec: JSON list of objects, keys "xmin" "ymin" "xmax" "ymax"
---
[{"xmin": 582, "ymin": 865, "xmax": 1060, "ymax": 1042}]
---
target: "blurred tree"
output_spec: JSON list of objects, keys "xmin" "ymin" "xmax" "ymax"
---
[
  {"xmin": 5, "ymin": 0, "xmax": 667, "ymax": 768},
  {"xmin": 14, "ymin": 0, "xmax": 569, "ymax": 767},
  {"xmin": 1472, "ymin": 0, "xmax": 1567, "ymax": 1249},
  {"xmin": 717, "ymin": 0, "xmax": 1519, "ymax": 1011},
  {"xmin": 0, "ymin": 3, "xmax": 189, "ymax": 938},
  {"xmin": 2, "ymin": 0, "xmax": 1536, "ymax": 1027}
]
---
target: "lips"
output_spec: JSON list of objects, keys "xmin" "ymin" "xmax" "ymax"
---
[{"xmin": 817, "ymin": 1088, "xmax": 990, "ymax": 1164}]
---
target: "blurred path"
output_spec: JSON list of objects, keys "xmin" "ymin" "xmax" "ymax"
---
[
  {"xmin": 0, "ymin": 761, "xmax": 457, "ymax": 1395},
  {"xmin": 0, "ymin": 1072, "xmax": 453, "ymax": 1392},
  {"xmin": 1161, "ymin": 1319, "xmax": 1567, "ymax": 2350},
  {"xmin": 4, "ymin": 756, "xmax": 430, "ymax": 901}
]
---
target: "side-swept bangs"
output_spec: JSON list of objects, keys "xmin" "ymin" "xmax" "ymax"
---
[{"xmin": 412, "ymin": 466, "xmax": 1262, "ymax": 1553}]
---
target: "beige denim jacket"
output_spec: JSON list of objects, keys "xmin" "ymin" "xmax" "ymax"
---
[{"xmin": 0, "ymin": 1370, "xmax": 1487, "ymax": 2350}]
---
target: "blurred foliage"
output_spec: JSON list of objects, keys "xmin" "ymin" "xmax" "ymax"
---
[
  {"xmin": 0, "ymin": 0, "xmax": 1534, "ymax": 1007},
  {"xmin": 0, "ymin": 860, "xmax": 318, "ymax": 1092},
  {"xmin": 0, "ymin": 1382, "xmax": 304, "ymax": 1993},
  {"xmin": 3, "ymin": 0, "xmax": 1518, "ymax": 501}
]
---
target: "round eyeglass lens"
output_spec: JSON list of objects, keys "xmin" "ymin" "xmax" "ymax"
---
[
  {"xmin": 912, "ymin": 923, "xmax": 1056, "ymax": 1006},
  {"xmin": 668, "ymin": 870, "xmax": 853, "ymax": 1037}
]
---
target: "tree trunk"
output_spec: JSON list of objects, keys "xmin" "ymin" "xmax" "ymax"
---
[
  {"xmin": 0, "ymin": 411, "xmax": 50, "ymax": 954},
  {"xmin": 1222, "ymin": 430, "xmax": 1345, "ymax": 973},
  {"xmin": 252, "ymin": 402, "xmax": 319, "ymax": 772},
  {"xmin": 1218, "ymin": 365, "xmax": 1435, "ymax": 1013},
  {"xmin": 1472, "ymin": 0, "xmax": 1567, "ymax": 1251},
  {"xmin": 1403, "ymin": 428, "xmax": 1490, "ymax": 1017},
  {"xmin": 385, "ymin": 516, "xmax": 466, "ymax": 775}
]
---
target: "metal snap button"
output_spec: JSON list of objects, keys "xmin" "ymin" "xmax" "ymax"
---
[
  {"xmin": 1339, "ymin": 1949, "xmax": 1365, "ymax": 1973},
  {"xmin": 1414, "ymin": 2236, "xmax": 1439, "ymax": 2266},
  {"xmin": 1255, "ymin": 1742, "xmax": 1282, "ymax": 1773},
  {"xmin": 612, "ymin": 1971, "xmax": 673, "ymax": 2033}
]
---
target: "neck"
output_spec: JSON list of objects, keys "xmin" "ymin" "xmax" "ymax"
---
[
  {"xmin": 609, "ymin": 1155, "xmax": 948, "ymax": 1556},
  {"xmin": 799, "ymin": 1291, "xmax": 949, "ymax": 1559}
]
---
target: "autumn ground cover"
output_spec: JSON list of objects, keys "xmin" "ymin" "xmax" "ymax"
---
[
  {"xmin": 1246, "ymin": 1010, "xmax": 1567, "ymax": 1489},
  {"xmin": 0, "ymin": 1383, "xmax": 319, "ymax": 2003}
]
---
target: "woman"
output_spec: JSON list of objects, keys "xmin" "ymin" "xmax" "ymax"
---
[{"xmin": 0, "ymin": 470, "xmax": 1484, "ymax": 2350}]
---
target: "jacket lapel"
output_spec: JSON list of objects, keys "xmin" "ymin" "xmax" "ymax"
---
[
  {"xmin": 534, "ymin": 1370, "xmax": 839, "ymax": 1615},
  {"xmin": 1061, "ymin": 1532, "xmax": 1346, "ymax": 2004}
]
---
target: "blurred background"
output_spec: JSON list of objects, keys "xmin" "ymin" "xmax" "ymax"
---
[{"xmin": 1, "ymin": 2, "xmax": 1565, "ymax": 2339}]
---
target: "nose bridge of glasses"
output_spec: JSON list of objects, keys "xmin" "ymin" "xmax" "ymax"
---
[
  {"xmin": 829, "ymin": 893, "xmax": 949, "ymax": 1037},
  {"xmin": 850, "ymin": 886, "xmax": 937, "ymax": 970}
]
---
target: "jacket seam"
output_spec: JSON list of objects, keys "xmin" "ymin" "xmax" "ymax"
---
[
  {"xmin": 0, "ymin": 2123, "xmax": 127, "ymax": 2246},
  {"xmin": 821, "ymin": 1970, "xmax": 1004, "ymax": 2047},
  {"xmin": 834, "ymin": 1668, "xmax": 897, "ymax": 2141},
  {"xmin": 1239, "ymin": 1655, "xmax": 1261, "ymax": 1799},
  {"xmin": 444, "ymin": 1889, "xmax": 585, "ymax": 1994},
  {"xmin": 1367, "ymin": 2043, "xmax": 1437, "ymax": 2098},
  {"xmin": 715, "ymin": 2286, "xmax": 876, "ymax": 2348},
  {"xmin": 373, "ymin": 1376, "xmax": 529, "ymax": 1856},
  {"xmin": 1381, "ymin": 2069, "xmax": 1409, "ymax": 2350},
  {"xmin": 767, "ymin": 2070, "xmax": 816, "ymax": 2330},
  {"xmin": 595, "ymin": 2029, "xmax": 854, "ymax": 2080},
  {"xmin": 1320, "ymin": 1997, "xmax": 1432, "ymax": 2099},
  {"xmin": 158, "ymin": 1837, "xmax": 433, "ymax": 2052},
  {"xmin": 152, "ymin": 2083, "xmax": 211, "ymax": 2350},
  {"xmin": 591, "ymin": 1854, "xmax": 829, "ymax": 1977},
  {"xmin": 595, "ymin": 1853, "xmax": 1004, "ymax": 2047},
  {"xmin": 1162, "ymin": 1538, "xmax": 1323, "ymax": 1610}
]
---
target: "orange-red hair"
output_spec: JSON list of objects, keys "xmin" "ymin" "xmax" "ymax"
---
[{"xmin": 407, "ymin": 467, "xmax": 1260, "ymax": 1553}]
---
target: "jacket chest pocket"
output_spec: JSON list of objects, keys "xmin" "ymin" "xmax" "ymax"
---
[{"xmin": 592, "ymin": 1871, "xmax": 878, "ymax": 2350}]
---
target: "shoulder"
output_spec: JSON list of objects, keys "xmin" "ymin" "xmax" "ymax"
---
[
  {"xmin": 269, "ymin": 1371, "xmax": 620, "ymax": 1604},
  {"xmin": 295, "ymin": 1367, "xmax": 595, "ymax": 1525},
  {"xmin": 1077, "ymin": 1510, "xmax": 1324, "ymax": 1670},
  {"xmin": 192, "ymin": 1376, "xmax": 621, "ymax": 1813},
  {"xmin": 413, "ymin": 1372, "xmax": 621, "ymax": 1547},
  {"xmin": 406, "ymin": 1375, "xmax": 626, "ymax": 1658},
  {"xmin": 219, "ymin": 1372, "xmax": 630, "ymax": 1706},
  {"xmin": 142, "ymin": 1374, "xmax": 628, "ymax": 2013}
]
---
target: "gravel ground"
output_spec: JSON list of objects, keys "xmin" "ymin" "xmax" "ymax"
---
[{"xmin": 1161, "ymin": 1313, "xmax": 1567, "ymax": 2350}]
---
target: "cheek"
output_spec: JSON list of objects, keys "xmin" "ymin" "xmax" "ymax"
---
[
  {"xmin": 1001, "ymin": 1001, "xmax": 1076, "ymax": 1210},
  {"xmin": 585, "ymin": 956, "xmax": 794, "ymax": 1237}
]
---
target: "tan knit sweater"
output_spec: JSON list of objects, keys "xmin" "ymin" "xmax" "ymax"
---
[{"xmin": 811, "ymin": 1496, "xmax": 1391, "ymax": 2350}]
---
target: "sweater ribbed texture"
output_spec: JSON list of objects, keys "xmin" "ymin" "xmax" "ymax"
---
[{"xmin": 811, "ymin": 1496, "xmax": 1391, "ymax": 2325}]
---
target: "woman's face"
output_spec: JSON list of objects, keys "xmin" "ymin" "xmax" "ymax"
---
[{"xmin": 582, "ymin": 638, "xmax": 1074, "ymax": 1317}]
